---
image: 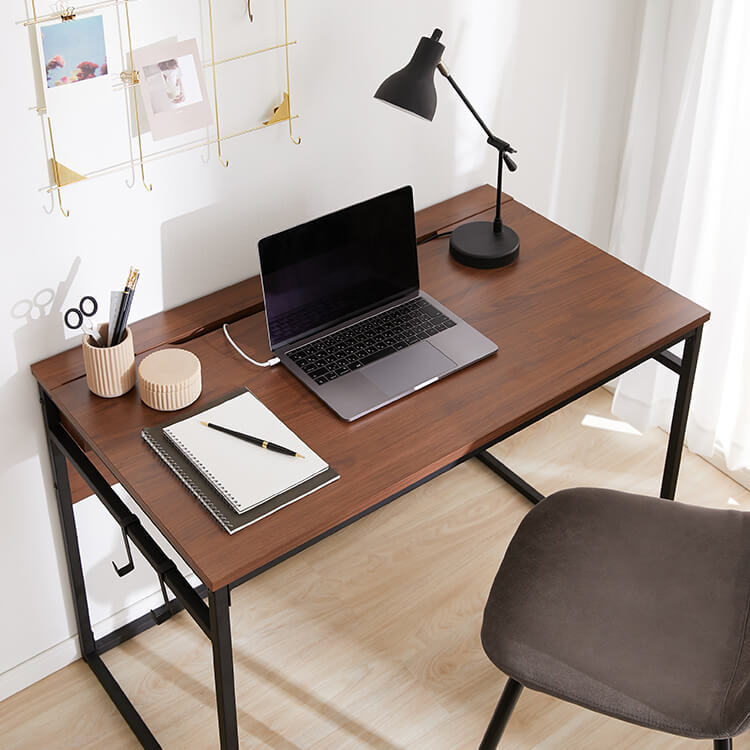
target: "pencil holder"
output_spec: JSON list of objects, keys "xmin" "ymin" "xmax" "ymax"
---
[{"xmin": 82, "ymin": 325, "xmax": 136, "ymax": 398}]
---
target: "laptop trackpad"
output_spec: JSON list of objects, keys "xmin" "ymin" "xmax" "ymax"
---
[{"xmin": 362, "ymin": 342, "xmax": 456, "ymax": 397}]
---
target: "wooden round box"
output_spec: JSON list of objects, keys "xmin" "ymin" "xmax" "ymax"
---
[{"xmin": 138, "ymin": 348, "xmax": 202, "ymax": 411}]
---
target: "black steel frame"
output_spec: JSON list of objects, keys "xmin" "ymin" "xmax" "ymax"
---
[
  {"xmin": 37, "ymin": 324, "xmax": 703, "ymax": 749},
  {"xmin": 477, "ymin": 325, "xmax": 703, "ymax": 506},
  {"xmin": 39, "ymin": 388, "xmax": 232, "ymax": 749}
]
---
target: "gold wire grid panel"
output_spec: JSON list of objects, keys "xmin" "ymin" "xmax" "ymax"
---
[
  {"xmin": 43, "ymin": 113, "xmax": 300, "ymax": 192},
  {"xmin": 26, "ymin": 0, "xmax": 300, "ymax": 215},
  {"xmin": 21, "ymin": 0, "xmax": 137, "ymax": 26}
]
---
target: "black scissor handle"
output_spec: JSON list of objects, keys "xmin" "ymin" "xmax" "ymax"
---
[
  {"xmin": 64, "ymin": 296, "xmax": 98, "ymax": 330},
  {"xmin": 64, "ymin": 307, "xmax": 83, "ymax": 330},
  {"xmin": 79, "ymin": 295, "xmax": 98, "ymax": 317}
]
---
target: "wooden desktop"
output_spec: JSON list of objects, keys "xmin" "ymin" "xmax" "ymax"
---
[{"xmin": 32, "ymin": 186, "xmax": 709, "ymax": 749}]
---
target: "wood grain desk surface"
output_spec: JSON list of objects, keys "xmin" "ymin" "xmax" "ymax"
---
[{"xmin": 33, "ymin": 187, "xmax": 709, "ymax": 591}]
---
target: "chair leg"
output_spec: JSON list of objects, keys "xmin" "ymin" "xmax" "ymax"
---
[
  {"xmin": 714, "ymin": 740, "xmax": 732, "ymax": 750},
  {"xmin": 479, "ymin": 678, "xmax": 523, "ymax": 750}
]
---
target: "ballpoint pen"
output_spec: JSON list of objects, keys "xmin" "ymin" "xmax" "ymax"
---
[{"xmin": 200, "ymin": 421, "xmax": 304, "ymax": 458}]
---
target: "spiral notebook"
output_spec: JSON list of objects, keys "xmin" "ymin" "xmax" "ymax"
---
[{"xmin": 142, "ymin": 388, "xmax": 339, "ymax": 534}]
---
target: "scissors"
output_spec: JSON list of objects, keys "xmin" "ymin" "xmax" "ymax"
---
[{"xmin": 64, "ymin": 295, "xmax": 103, "ymax": 346}]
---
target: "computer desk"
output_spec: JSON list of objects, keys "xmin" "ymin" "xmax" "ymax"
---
[{"xmin": 31, "ymin": 186, "xmax": 710, "ymax": 749}]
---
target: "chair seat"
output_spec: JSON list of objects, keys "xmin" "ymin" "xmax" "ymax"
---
[{"xmin": 481, "ymin": 488, "xmax": 750, "ymax": 739}]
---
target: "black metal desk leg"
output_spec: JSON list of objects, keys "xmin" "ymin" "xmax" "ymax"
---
[
  {"xmin": 40, "ymin": 387, "xmax": 96, "ymax": 658},
  {"xmin": 210, "ymin": 587, "xmax": 239, "ymax": 750},
  {"xmin": 40, "ymin": 387, "xmax": 161, "ymax": 748},
  {"xmin": 660, "ymin": 325, "xmax": 703, "ymax": 500}
]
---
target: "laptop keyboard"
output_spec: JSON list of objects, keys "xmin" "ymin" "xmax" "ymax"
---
[{"xmin": 285, "ymin": 298, "xmax": 457, "ymax": 385}]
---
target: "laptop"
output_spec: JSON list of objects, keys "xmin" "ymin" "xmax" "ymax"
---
[{"xmin": 258, "ymin": 185, "xmax": 498, "ymax": 421}]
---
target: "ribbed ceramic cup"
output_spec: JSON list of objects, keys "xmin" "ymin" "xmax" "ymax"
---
[{"xmin": 82, "ymin": 325, "xmax": 136, "ymax": 398}]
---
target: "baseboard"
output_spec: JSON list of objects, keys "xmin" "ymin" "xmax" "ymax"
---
[
  {"xmin": 0, "ymin": 573, "xmax": 201, "ymax": 703},
  {"xmin": 704, "ymin": 453, "xmax": 750, "ymax": 492},
  {"xmin": 0, "ymin": 637, "xmax": 80, "ymax": 704}
]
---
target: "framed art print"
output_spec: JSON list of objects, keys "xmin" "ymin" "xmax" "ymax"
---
[{"xmin": 133, "ymin": 38, "xmax": 213, "ymax": 141}]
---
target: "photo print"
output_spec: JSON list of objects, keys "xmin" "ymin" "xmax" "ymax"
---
[
  {"xmin": 143, "ymin": 55, "xmax": 204, "ymax": 113},
  {"xmin": 37, "ymin": 11, "xmax": 127, "ymax": 180},
  {"xmin": 41, "ymin": 15, "xmax": 108, "ymax": 88},
  {"xmin": 133, "ymin": 39, "xmax": 213, "ymax": 141}
]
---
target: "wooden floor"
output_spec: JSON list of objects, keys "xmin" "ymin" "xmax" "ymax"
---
[{"xmin": 3, "ymin": 388, "xmax": 749, "ymax": 749}]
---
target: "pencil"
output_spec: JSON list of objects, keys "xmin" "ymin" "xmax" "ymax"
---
[
  {"xmin": 110, "ymin": 267, "xmax": 140, "ymax": 346},
  {"xmin": 200, "ymin": 421, "xmax": 305, "ymax": 458}
]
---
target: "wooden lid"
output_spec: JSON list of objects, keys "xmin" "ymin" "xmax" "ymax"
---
[{"xmin": 138, "ymin": 348, "xmax": 202, "ymax": 410}]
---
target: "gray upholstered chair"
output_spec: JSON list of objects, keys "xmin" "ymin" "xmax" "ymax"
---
[{"xmin": 479, "ymin": 488, "xmax": 750, "ymax": 749}]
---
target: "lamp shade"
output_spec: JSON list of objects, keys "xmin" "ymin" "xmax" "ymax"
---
[{"xmin": 374, "ymin": 29, "xmax": 445, "ymax": 120}]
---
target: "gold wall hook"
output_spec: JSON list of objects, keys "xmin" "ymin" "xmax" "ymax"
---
[
  {"xmin": 247, "ymin": 0, "xmax": 254, "ymax": 22},
  {"xmin": 262, "ymin": 92, "xmax": 300, "ymax": 144}
]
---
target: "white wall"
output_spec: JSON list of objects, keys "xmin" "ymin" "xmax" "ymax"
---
[{"xmin": 0, "ymin": 0, "xmax": 643, "ymax": 700}]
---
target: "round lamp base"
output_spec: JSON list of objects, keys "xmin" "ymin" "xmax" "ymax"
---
[{"xmin": 449, "ymin": 222, "xmax": 520, "ymax": 269}]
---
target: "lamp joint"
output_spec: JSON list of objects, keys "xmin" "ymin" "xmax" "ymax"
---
[{"xmin": 487, "ymin": 135, "xmax": 514, "ymax": 153}]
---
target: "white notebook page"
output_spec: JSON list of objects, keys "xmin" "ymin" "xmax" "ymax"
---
[{"xmin": 164, "ymin": 391, "xmax": 328, "ymax": 513}]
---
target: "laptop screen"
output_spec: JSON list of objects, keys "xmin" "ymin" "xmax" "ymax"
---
[{"xmin": 259, "ymin": 185, "xmax": 420, "ymax": 350}]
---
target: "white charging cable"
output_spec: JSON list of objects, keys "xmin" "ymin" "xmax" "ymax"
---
[{"xmin": 222, "ymin": 324, "xmax": 280, "ymax": 367}]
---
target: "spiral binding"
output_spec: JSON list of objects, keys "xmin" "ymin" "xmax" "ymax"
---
[
  {"xmin": 141, "ymin": 428, "xmax": 232, "ymax": 531},
  {"xmin": 163, "ymin": 428, "xmax": 242, "ymax": 511}
]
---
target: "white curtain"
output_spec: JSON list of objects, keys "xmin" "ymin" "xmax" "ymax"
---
[{"xmin": 609, "ymin": 0, "xmax": 750, "ymax": 472}]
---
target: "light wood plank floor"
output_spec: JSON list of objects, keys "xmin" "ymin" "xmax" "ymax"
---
[{"xmin": 3, "ymin": 388, "xmax": 749, "ymax": 749}]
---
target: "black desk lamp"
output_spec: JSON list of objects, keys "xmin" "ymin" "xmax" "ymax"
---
[{"xmin": 375, "ymin": 29, "xmax": 519, "ymax": 269}]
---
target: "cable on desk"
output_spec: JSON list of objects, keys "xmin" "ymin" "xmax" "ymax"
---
[
  {"xmin": 417, "ymin": 231, "xmax": 453, "ymax": 246},
  {"xmin": 223, "ymin": 324, "xmax": 280, "ymax": 367}
]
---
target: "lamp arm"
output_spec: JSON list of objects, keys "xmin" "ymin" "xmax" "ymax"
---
[
  {"xmin": 437, "ymin": 62, "xmax": 497, "ymax": 141},
  {"xmin": 437, "ymin": 62, "xmax": 516, "ymax": 234}
]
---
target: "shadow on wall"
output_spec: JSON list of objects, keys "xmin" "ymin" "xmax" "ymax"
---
[
  {"xmin": 5, "ymin": 257, "xmax": 196, "ymax": 623},
  {"xmin": 492, "ymin": 0, "xmax": 644, "ymax": 246},
  {"xmin": 161, "ymin": 201, "xmax": 263, "ymax": 310},
  {"xmin": 4, "ymin": 257, "xmax": 82, "ymax": 478},
  {"xmin": 436, "ymin": 8, "xmax": 504, "ymax": 188},
  {"xmin": 160, "ymin": 185, "xmax": 320, "ymax": 311}
]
